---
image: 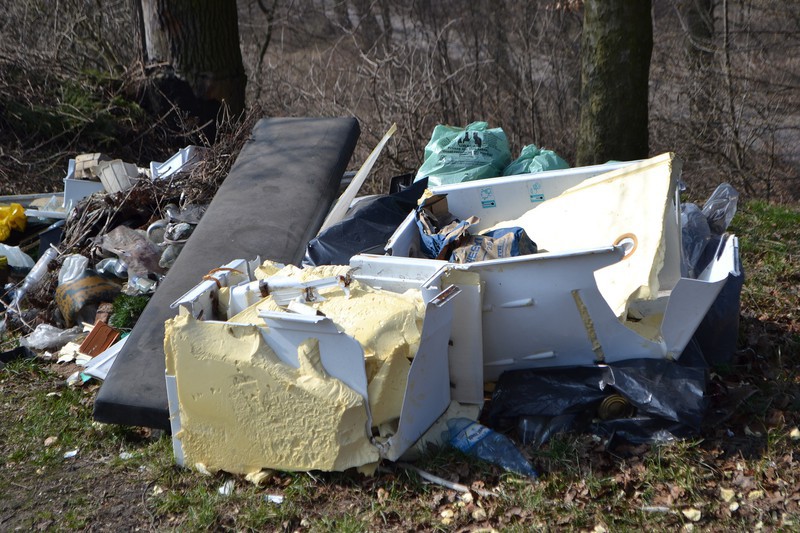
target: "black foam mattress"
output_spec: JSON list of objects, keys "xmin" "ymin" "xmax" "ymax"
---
[{"xmin": 93, "ymin": 117, "xmax": 360, "ymax": 429}]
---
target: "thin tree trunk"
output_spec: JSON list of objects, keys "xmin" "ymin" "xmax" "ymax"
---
[{"xmin": 576, "ymin": 0, "xmax": 653, "ymax": 165}]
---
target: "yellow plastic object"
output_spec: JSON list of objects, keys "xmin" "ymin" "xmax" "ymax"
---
[{"xmin": 0, "ymin": 203, "xmax": 27, "ymax": 242}]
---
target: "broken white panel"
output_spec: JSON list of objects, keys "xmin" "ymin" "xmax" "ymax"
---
[
  {"xmin": 455, "ymin": 245, "xmax": 627, "ymax": 379},
  {"xmin": 171, "ymin": 258, "xmax": 258, "ymax": 319},
  {"xmin": 150, "ymin": 146, "xmax": 207, "ymax": 180},
  {"xmin": 63, "ymin": 159, "xmax": 106, "ymax": 210},
  {"xmin": 485, "ymin": 153, "xmax": 682, "ymax": 318},
  {"xmin": 378, "ymin": 284, "xmax": 457, "ymax": 460},
  {"xmin": 257, "ymin": 312, "xmax": 371, "ymax": 404},
  {"xmin": 351, "ymin": 254, "xmax": 484, "ymax": 405},
  {"xmin": 427, "ymin": 160, "xmax": 640, "ymax": 232}
]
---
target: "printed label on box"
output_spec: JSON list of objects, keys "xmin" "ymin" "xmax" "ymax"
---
[
  {"xmin": 529, "ymin": 182, "xmax": 545, "ymax": 202},
  {"xmin": 480, "ymin": 187, "xmax": 496, "ymax": 208}
]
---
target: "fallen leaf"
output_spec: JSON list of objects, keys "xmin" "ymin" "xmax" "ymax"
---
[
  {"xmin": 44, "ymin": 436, "xmax": 57, "ymax": 447},
  {"xmin": 472, "ymin": 508, "xmax": 487, "ymax": 521},
  {"xmin": 682, "ymin": 508, "xmax": 702, "ymax": 522}
]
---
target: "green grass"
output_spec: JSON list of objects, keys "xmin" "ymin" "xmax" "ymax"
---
[{"xmin": 1, "ymin": 200, "xmax": 799, "ymax": 531}]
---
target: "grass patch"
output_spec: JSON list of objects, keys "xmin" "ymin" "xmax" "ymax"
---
[{"xmin": 2, "ymin": 199, "xmax": 799, "ymax": 531}]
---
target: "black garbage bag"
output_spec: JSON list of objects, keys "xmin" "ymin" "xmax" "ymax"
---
[
  {"xmin": 483, "ymin": 343, "xmax": 710, "ymax": 446},
  {"xmin": 303, "ymin": 178, "xmax": 428, "ymax": 266}
]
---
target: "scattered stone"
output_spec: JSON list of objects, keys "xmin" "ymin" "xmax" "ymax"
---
[{"xmin": 682, "ymin": 508, "xmax": 701, "ymax": 522}]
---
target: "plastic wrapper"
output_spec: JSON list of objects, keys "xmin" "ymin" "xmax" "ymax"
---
[
  {"xmin": 414, "ymin": 122, "xmax": 511, "ymax": 186},
  {"xmin": 449, "ymin": 227, "xmax": 537, "ymax": 263},
  {"xmin": 303, "ymin": 179, "xmax": 428, "ymax": 267},
  {"xmin": 681, "ymin": 183, "xmax": 739, "ymax": 278},
  {"xmin": 0, "ymin": 203, "xmax": 27, "ymax": 242},
  {"xmin": 58, "ymin": 254, "xmax": 90, "ymax": 285},
  {"xmin": 99, "ymin": 225, "xmax": 165, "ymax": 278},
  {"xmin": 448, "ymin": 418, "xmax": 537, "ymax": 478},
  {"xmin": 502, "ymin": 144, "xmax": 569, "ymax": 176},
  {"xmin": 20, "ymin": 324, "xmax": 83, "ymax": 351},
  {"xmin": 680, "ymin": 203, "xmax": 711, "ymax": 278},
  {"xmin": 702, "ymin": 183, "xmax": 738, "ymax": 235},
  {"xmin": 0, "ymin": 244, "xmax": 35, "ymax": 270}
]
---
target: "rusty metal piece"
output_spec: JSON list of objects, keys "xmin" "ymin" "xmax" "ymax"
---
[{"xmin": 598, "ymin": 394, "xmax": 635, "ymax": 420}]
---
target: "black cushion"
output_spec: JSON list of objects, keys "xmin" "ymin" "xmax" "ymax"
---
[{"xmin": 93, "ymin": 117, "xmax": 360, "ymax": 429}]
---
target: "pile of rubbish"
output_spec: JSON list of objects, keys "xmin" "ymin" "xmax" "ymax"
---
[
  {"xmin": 1, "ymin": 120, "xmax": 743, "ymax": 483},
  {"xmin": 0, "ymin": 145, "xmax": 210, "ymax": 372}
]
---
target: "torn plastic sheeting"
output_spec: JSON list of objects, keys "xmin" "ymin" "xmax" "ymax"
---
[
  {"xmin": 303, "ymin": 178, "xmax": 428, "ymax": 267},
  {"xmin": 98, "ymin": 225, "xmax": 165, "ymax": 278},
  {"xmin": 483, "ymin": 352, "xmax": 708, "ymax": 445}
]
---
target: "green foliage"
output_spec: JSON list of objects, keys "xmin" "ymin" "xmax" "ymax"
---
[
  {"xmin": 2, "ymin": 71, "xmax": 145, "ymax": 151},
  {"xmin": 110, "ymin": 294, "xmax": 151, "ymax": 330}
]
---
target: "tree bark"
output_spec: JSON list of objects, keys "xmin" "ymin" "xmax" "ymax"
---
[
  {"xmin": 135, "ymin": 0, "xmax": 246, "ymax": 137},
  {"xmin": 576, "ymin": 0, "xmax": 653, "ymax": 165}
]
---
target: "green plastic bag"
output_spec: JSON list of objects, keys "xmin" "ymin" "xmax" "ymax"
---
[
  {"xmin": 503, "ymin": 144, "xmax": 569, "ymax": 176},
  {"xmin": 414, "ymin": 122, "xmax": 511, "ymax": 186}
]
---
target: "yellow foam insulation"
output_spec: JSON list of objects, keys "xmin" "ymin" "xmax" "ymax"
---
[
  {"xmin": 230, "ymin": 263, "xmax": 425, "ymax": 430},
  {"xmin": 164, "ymin": 314, "xmax": 379, "ymax": 474},
  {"xmin": 485, "ymin": 153, "xmax": 679, "ymax": 318}
]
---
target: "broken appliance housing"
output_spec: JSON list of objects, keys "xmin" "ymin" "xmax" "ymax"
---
[
  {"xmin": 369, "ymin": 154, "xmax": 739, "ymax": 404},
  {"xmin": 165, "ymin": 258, "xmax": 458, "ymax": 470}
]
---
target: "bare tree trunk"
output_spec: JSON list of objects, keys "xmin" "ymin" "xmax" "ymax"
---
[
  {"xmin": 135, "ymin": 0, "xmax": 246, "ymax": 139},
  {"xmin": 576, "ymin": 0, "xmax": 653, "ymax": 165}
]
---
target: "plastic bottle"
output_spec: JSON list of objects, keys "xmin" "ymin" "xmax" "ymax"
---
[
  {"xmin": 9, "ymin": 245, "xmax": 59, "ymax": 310},
  {"xmin": 447, "ymin": 418, "xmax": 538, "ymax": 478}
]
